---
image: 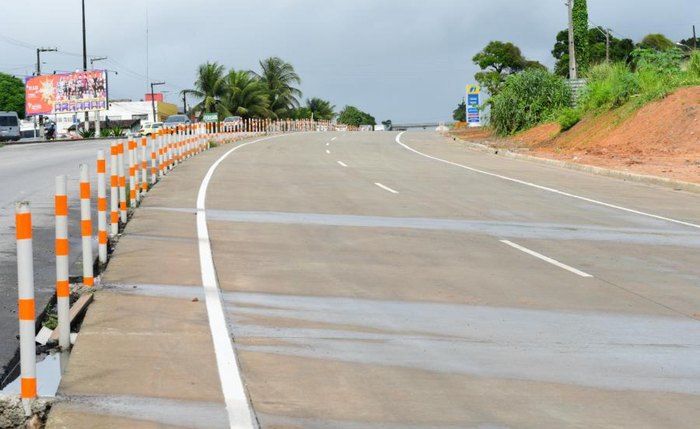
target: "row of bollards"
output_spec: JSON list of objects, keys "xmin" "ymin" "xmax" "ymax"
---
[{"xmin": 12, "ymin": 118, "xmax": 339, "ymax": 415}]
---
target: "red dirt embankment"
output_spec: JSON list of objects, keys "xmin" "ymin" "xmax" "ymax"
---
[{"xmin": 453, "ymin": 86, "xmax": 700, "ymax": 184}]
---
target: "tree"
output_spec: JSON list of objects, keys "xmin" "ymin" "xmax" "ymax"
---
[
  {"xmin": 337, "ymin": 106, "xmax": 375, "ymax": 127},
  {"xmin": 453, "ymin": 101, "xmax": 466, "ymax": 122},
  {"xmin": 305, "ymin": 97, "xmax": 335, "ymax": 120},
  {"xmin": 679, "ymin": 36, "xmax": 700, "ymax": 51},
  {"xmin": 639, "ymin": 34, "xmax": 675, "ymax": 51},
  {"xmin": 572, "ymin": 0, "xmax": 590, "ymax": 74},
  {"xmin": 187, "ymin": 62, "xmax": 226, "ymax": 118},
  {"xmin": 472, "ymin": 41, "xmax": 540, "ymax": 96},
  {"xmin": 219, "ymin": 70, "xmax": 271, "ymax": 119},
  {"xmin": 254, "ymin": 57, "xmax": 302, "ymax": 119},
  {"xmin": 382, "ymin": 119, "xmax": 393, "ymax": 130},
  {"xmin": 552, "ymin": 28, "xmax": 634, "ymax": 77},
  {"xmin": 0, "ymin": 73, "xmax": 25, "ymax": 118}
]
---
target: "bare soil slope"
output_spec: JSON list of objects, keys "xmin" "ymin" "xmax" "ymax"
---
[{"xmin": 453, "ymin": 86, "xmax": 700, "ymax": 183}]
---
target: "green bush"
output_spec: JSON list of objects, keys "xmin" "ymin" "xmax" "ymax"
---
[
  {"xmin": 579, "ymin": 62, "xmax": 639, "ymax": 111},
  {"xmin": 688, "ymin": 51, "xmax": 700, "ymax": 79},
  {"xmin": 109, "ymin": 126, "xmax": 124, "ymax": 137},
  {"xmin": 558, "ymin": 108, "xmax": 581, "ymax": 131},
  {"xmin": 490, "ymin": 68, "xmax": 572, "ymax": 136},
  {"xmin": 99, "ymin": 128, "xmax": 111, "ymax": 138},
  {"xmin": 78, "ymin": 129, "xmax": 95, "ymax": 139}
]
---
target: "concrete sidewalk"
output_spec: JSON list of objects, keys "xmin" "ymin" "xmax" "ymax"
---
[{"xmin": 46, "ymin": 142, "xmax": 238, "ymax": 428}]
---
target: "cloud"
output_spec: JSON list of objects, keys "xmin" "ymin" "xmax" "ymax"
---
[{"xmin": 1, "ymin": 0, "xmax": 699, "ymax": 122}]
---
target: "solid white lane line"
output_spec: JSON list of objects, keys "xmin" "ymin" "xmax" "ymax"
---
[
  {"xmin": 197, "ymin": 135, "xmax": 289, "ymax": 429},
  {"xmin": 375, "ymin": 182, "xmax": 399, "ymax": 194},
  {"xmin": 395, "ymin": 133, "xmax": 700, "ymax": 230},
  {"xmin": 326, "ymin": 149, "xmax": 331, "ymax": 154},
  {"xmin": 500, "ymin": 240, "xmax": 593, "ymax": 278},
  {"xmin": 337, "ymin": 161, "xmax": 348, "ymax": 167}
]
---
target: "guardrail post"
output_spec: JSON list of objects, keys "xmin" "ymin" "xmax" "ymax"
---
[
  {"xmin": 55, "ymin": 176, "xmax": 71, "ymax": 350},
  {"xmin": 80, "ymin": 164, "xmax": 94, "ymax": 287},
  {"xmin": 97, "ymin": 151, "xmax": 108, "ymax": 264},
  {"xmin": 15, "ymin": 201, "xmax": 36, "ymax": 416}
]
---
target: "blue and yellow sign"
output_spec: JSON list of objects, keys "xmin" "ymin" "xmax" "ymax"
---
[{"xmin": 465, "ymin": 84, "xmax": 481, "ymax": 126}]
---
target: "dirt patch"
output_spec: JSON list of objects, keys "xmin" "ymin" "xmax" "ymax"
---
[
  {"xmin": 0, "ymin": 396, "xmax": 53, "ymax": 428},
  {"xmin": 452, "ymin": 86, "xmax": 700, "ymax": 184}
]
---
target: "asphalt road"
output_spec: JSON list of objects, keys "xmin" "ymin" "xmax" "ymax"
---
[
  {"xmin": 0, "ymin": 138, "xmax": 118, "ymax": 381},
  {"xmin": 195, "ymin": 131, "xmax": 700, "ymax": 428}
]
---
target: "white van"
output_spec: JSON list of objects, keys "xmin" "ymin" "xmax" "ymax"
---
[{"xmin": 0, "ymin": 111, "xmax": 21, "ymax": 142}]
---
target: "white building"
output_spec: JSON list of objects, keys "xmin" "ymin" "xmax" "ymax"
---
[{"xmin": 52, "ymin": 100, "xmax": 178, "ymax": 134}]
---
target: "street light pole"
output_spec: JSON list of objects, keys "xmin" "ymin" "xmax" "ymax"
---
[{"xmin": 150, "ymin": 81, "xmax": 165, "ymax": 123}]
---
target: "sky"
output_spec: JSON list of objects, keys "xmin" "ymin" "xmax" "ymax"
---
[{"xmin": 1, "ymin": 0, "xmax": 699, "ymax": 123}]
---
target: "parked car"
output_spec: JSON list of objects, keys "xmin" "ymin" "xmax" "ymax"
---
[
  {"xmin": 163, "ymin": 115, "xmax": 191, "ymax": 131},
  {"xmin": 139, "ymin": 122, "xmax": 163, "ymax": 136},
  {"xmin": 222, "ymin": 116, "xmax": 243, "ymax": 131},
  {"xmin": 0, "ymin": 111, "xmax": 21, "ymax": 142}
]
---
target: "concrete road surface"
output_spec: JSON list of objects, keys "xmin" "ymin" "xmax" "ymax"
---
[
  {"xmin": 0, "ymin": 139, "xmax": 118, "ymax": 381},
  {"xmin": 51, "ymin": 131, "xmax": 700, "ymax": 428}
]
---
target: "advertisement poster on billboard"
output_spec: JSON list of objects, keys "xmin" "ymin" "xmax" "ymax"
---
[{"xmin": 25, "ymin": 70, "xmax": 108, "ymax": 116}]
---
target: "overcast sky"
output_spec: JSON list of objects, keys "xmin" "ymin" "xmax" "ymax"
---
[{"xmin": 1, "ymin": 1, "xmax": 698, "ymax": 123}]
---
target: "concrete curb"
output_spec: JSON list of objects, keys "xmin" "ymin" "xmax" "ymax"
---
[{"xmin": 456, "ymin": 139, "xmax": 700, "ymax": 194}]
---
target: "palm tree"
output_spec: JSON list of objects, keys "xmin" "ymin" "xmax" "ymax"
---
[
  {"xmin": 254, "ymin": 57, "xmax": 302, "ymax": 118},
  {"xmin": 187, "ymin": 62, "xmax": 226, "ymax": 118},
  {"xmin": 306, "ymin": 98, "xmax": 335, "ymax": 120},
  {"xmin": 220, "ymin": 70, "xmax": 271, "ymax": 119}
]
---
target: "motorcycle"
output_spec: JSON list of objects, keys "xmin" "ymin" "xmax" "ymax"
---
[{"xmin": 44, "ymin": 121, "xmax": 56, "ymax": 140}]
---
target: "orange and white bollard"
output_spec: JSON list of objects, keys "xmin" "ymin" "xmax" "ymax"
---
[
  {"xmin": 151, "ymin": 134, "xmax": 157, "ymax": 184},
  {"xmin": 110, "ymin": 143, "xmax": 119, "ymax": 237},
  {"xmin": 97, "ymin": 150, "xmax": 108, "ymax": 264},
  {"xmin": 118, "ymin": 142, "xmax": 127, "ymax": 223},
  {"xmin": 80, "ymin": 164, "xmax": 94, "ymax": 287},
  {"xmin": 128, "ymin": 139, "xmax": 136, "ymax": 207},
  {"xmin": 141, "ymin": 137, "xmax": 148, "ymax": 195},
  {"xmin": 15, "ymin": 201, "xmax": 36, "ymax": 416},
  {"xmin": 55, "ymin": 176, "xmax": 70, "ymax": 350}
]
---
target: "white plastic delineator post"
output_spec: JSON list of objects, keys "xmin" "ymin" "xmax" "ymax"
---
[
  {"xmin": 118, "ymin": 142, "xmax": 127, "ymax": 223},
  {"xmin": 15, "ymin": 201, "xmax": 36, "ymax": 416},
  {"xmin": 79, "ymin": 164, "xmax": 94, "ymax": 287},
  {"xmin": 55, "ymin": 176, "xmax": 71, "ymax": 350},
  {"xmin": 128, "ymin": 140, "xmax": 136, "ymax": 207},
  {"xmin": 97, "ymin": 150, "xmax": 108, "ymax": 264},
  {"xmin": 110, "ymin": 143, "xmax": 119, "ymax": 237},
  {"xmin": 141, "ymin": 137, "xmax": 149, "ymax": 195}
]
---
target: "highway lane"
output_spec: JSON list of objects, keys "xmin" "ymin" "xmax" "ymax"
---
[
  {"xmin": 0, "ymin": 139, "xmax": 117, "ymax": 380},
  {"xmin": 197, "ymin": 131, "xmax": 700, "ymax": 428}
]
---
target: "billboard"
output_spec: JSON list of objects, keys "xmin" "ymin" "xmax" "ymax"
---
[
  {"xmin": 145, "ymin": 93, "xmax": 164, "ymax": 102},
  {"xmin": 25, "ymin": 70, "xmax": 108, "ymax": 116}
]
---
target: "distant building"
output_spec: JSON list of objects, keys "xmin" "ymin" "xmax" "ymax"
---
[{"xmin": 52, "ymin": 100, "xmax": 178, "ymax": 133}]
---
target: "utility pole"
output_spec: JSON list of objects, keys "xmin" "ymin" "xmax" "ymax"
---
[
  {"xmin": 150, "ymin": 81, "xmax": 165, "ymax": 123},
  {"xmin": 694, "ymin": 25, "xmax": 697, "ymax": 50},
  {"xmin": 605, "ymin": 29, "xmax": 610, "ymax": 62},
  {"xmin": 36, "ymin": 48, "xmax": 57, "ymax": 76},
  {"xmin": 566, "ymin": 0, "xmax": 577, "ymax": 80},
  {"xmin": 36, "ymin": 48, "xmax": 57, "ymax": 138},
  {"xmin": 90, "ymin": 57, "xmax": 108, "ymax": 136},
  {"xmin": 82, "ymin": 0, "xmax": 89, "ymax": 132}
]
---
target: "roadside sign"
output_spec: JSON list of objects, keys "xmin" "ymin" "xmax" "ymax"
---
[
  {"xmin": 203, "ymin": 112, "xmax": 218, "ymax": 123},
  {"xmin": 465, "ymin": 84, "xmax": 481, "ymax": 127}
]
